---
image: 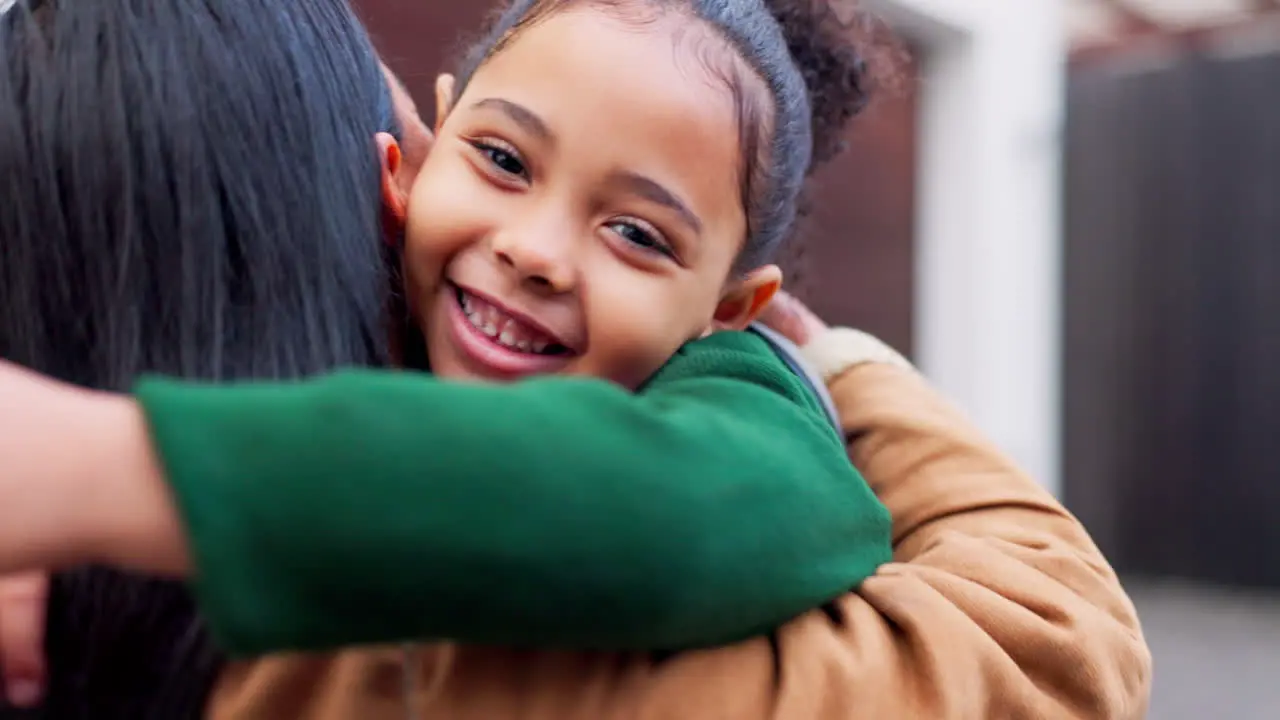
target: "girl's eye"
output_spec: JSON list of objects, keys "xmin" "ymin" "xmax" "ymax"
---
[
  {"xmin": 607, "ymin": 220, "xmax": 676, "ymax": 260},
  {"xmin": 472, "ymin": 140, "xmax": 527, "ymax": 178}
]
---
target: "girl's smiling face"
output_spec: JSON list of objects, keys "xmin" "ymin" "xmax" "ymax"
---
[{"xmin": 402, "ymin": 6, "xmax": 780, "ymax": 388}]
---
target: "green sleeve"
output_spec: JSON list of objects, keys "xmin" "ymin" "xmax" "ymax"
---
[{"xmin": 134, "ymin": 331, "xmax": 891, "ymax": 657}]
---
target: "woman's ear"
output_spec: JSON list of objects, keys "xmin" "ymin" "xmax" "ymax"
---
[
  {"xmin": 712, "ymin": 265, "xmax": 783, "ymax": 331},
  {"xmin": 376, "ymin": 132, "xmax": 408, "ymax": 241},
  {"xmin": 434, "ymin": 73, "xmax": 456, "ymax": 134}
]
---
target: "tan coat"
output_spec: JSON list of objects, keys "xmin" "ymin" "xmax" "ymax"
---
[{"xmin": 210, "ymin": 362, "xmax": 1152, "ymax": 719}]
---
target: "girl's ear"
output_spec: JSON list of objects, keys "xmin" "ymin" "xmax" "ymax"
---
[
  {"xmin": 434, "ymin": 73, "xmax": 456, "ymax": 134},
  {"xmin": 711, "ymin": 265, "xmax": 783, "ymax": 331},
  {"xmin": 376, "ymin": 132, "xmax": 408, "ymax": 241}
]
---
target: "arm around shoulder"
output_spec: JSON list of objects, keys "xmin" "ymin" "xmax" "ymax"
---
[
  {"xmin": 784, "ymin": 322, "xmax": 1152, "ymax": 717},
  {"xmin": 612, "ymin": 354, "xmax": 1150, "ymax": 720},
  {"xmin": 779, "ymin": 359, "xmax": 1151, "ymax": 718}
]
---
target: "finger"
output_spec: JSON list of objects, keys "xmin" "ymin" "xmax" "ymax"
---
[
  {"xmin": 768, "ymin": 293, "xmax": 829, "ymax": 344},
  {"xmin": 770, "ymin": 290, "xmax": 799, "ymax": 307},
  {"xmin": 756, "ymin": 299, "xmax": 807, "ymax": 344},
  {"xmin": 0, "ymin": 573, "xmax": 48, "ymax": 707},
  {"xmin": 756, "ymin": 292, "xmax": 793, "ymax": 325}
]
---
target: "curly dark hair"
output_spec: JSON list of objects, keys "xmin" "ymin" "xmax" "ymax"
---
[
  {"xmin": 760, "ymin": 0, "xmax": 907, "ymax": 291},
  {"xmin": 766, "ymin": 0, "xmax": 903, "ymax": 170}
]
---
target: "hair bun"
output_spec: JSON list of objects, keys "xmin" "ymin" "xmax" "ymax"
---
[{"xmin": 763, "ymin": 0, "xmax": 903, "ymax": 167}]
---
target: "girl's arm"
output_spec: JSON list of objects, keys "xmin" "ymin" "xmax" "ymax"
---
[{"xmin": 0, "ymin": 330, "xmax": 890, "ymax": 655}]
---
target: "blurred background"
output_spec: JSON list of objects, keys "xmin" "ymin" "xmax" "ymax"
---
[{"xmin": 355, "ymin": 0, "xmax": 1278, "ymax": 716}]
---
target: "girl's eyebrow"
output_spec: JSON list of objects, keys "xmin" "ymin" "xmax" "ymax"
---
[
  {"xmin": 609, "ymin": 170, "xmax": 703, "ymax": 237},
  {"xmin": 470, "ymin": 97, "xmax": 554, "ymax": 146}
]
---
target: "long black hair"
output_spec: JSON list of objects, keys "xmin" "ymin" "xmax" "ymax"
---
[{"xmin": 0, "ymin": 0, "xmax": 395, "ymax": 716}]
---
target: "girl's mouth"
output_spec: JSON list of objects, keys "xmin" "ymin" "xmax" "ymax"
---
[
  {"xmin": 454, "ymin": 285, "xmax": 571, "ymax": 356},
  {"xmin": 441, "ymin": 282, "xmax": 578, "ymax": 380}
]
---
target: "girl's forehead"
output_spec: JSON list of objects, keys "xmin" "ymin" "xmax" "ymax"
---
[{"xmin": 469, "ymin": 6, "xmax": 744, "ymax": 120}]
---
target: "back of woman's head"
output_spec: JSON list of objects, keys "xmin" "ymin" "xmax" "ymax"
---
[
  {"xmin": 0, "ymin": 0, "xmax": 394, "ymax": 389},
  {"xmin": 0, "ymin": 0, "xmax": 394, "ymax": 715}
]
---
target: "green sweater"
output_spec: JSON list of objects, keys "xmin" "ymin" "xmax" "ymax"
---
[{"xmin": 135, "ymin": 331, "xmax": 891, "ymax": 657}]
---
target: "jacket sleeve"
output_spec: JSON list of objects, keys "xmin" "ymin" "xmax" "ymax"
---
[
  {"xmin": 617, "ymin": 361, "xmax": 1152, "ymax": 719},
  {"xmin": 135, "ymin": 331, "xmax": 890, "ymax": 656}
]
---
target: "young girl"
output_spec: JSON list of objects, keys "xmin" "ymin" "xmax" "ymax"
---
[{"xmin": 0, "ymin": 0, "xmax": 890, "ymax": 684}]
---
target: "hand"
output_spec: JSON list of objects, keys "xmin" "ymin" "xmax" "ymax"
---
[
  {"xmin": 756, "ymin": 291, "xmax": 830, "ymax": 347},
  {"xmin": 0, "ymin": 360, "xmax": 192, "ymax": 578},
  {"xmin": 0, "ymin": 573, "xmax": 47, "ymax": 708},
  {"xmin": 0, "ymin": 361, "xmax": 105, "ymax": 574}
]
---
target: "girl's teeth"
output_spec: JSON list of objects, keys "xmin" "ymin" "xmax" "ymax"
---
[{"xmin": 459, "ymin": 289, "xmax": 558, "ymax": 355}]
